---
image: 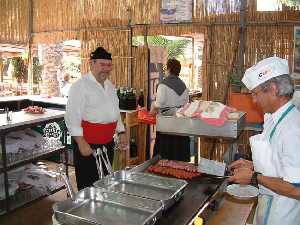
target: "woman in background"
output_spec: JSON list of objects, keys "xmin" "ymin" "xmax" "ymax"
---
[{"xmin": 150, "ymin": 58, "xmax": 190, "ymax": 161}]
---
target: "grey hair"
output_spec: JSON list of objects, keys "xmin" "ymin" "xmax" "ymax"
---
[{"xmin": 259, "ymin": 74, "xmax": 294, "ymax": 99}]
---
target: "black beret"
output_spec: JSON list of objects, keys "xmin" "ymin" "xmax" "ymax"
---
[{"xmin": 90, "ymin": 47, "xmax": 112, "ymax": 60}]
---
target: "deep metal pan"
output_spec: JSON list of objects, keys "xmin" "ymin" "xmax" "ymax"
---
[
  {"xmin": 53, "ymin": 187, "xmax": 163, "ymax": 225},
  {"xmin": 94, "ymin": 170, "xmax": 188, "ymax": 210}
]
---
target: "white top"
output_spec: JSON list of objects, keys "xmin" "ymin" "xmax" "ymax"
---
[
  {"xmin": 155, "ymin": 83, "xmax": 189, "ymax": 109},
  {"xmin": 262, "ymin": 100, "xmax": 300, "ymax": 183},
  {"xmin": 61, "ymin": 82, "xmax": 72, "ymax": 98},
  {"xmin": 65, "ymin": 73, "xmax": 125, "ymax": 137}
]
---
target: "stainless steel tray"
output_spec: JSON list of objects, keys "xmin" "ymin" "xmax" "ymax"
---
[
  {"xmin": 156, "ymin": 109, "xmax": 246, "ymax": 138},
  {"xmin": 94, "ymin": 171, "xmax": 188, "ymax": 210},
  {"xmin": 53, "ymin": 187, "xmax": 163, "ymax": 225}
]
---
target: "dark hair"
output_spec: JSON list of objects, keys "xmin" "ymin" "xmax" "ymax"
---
[
  {"xmin": 259, "ymin": 74, "xmax": 294, "ymax": 99},
  {"xmin": 90, "ymin": 47, "xmax": 112, "ymax": 60},
  {"xmin": 167, "ymin": 59, "xmax": 181, "ymax": 76}
]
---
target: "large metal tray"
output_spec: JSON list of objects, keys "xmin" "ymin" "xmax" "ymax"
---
[
  {"xmin": 156, "ymin": 109, "xmax": 246, "ymax": 138},
  {"xmin": 53, "ymin": 187, "xmax": 163, "ymax": 225},
  {"xmin": 94, "ymin": 171, "xmax": 188, "ymax": 210}
]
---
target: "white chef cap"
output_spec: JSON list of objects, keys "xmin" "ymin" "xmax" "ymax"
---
[{"xmin": 242, "ymin": 56, "xmax": 289, "ymax": 90}]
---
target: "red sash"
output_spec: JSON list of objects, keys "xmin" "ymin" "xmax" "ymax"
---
[{"xmin": 81, "ymin": 120, "xmax": 117, "ymax": 144}]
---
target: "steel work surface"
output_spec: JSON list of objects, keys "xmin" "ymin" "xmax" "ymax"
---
[
  {"xmin": 155, "ymin": 176, "xmax": 224, "ymax": 225},
  {"xmin": 156, "ymin": 110, "xmax": 246, "ymax": 139},
  {"xmin": 94, "ymin": 171, "xmax": 187, "ymax": 210},
  {"xmin": 53, "ymin": 187, "xmax": 163, "ymax": 225}
]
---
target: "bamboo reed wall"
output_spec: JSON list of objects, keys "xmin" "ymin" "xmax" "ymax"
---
[
  {"xmin": 1, "ymin": 0, "xmax": 300, "ymax": 160},
  {"xmin": 80, "ymin": 29, "xmax": 130, "ymax": 87},
  {"xmin": 0, "ymin": 0, "xmax": 28, "ymax": 44},
  {"xmin": 132, "ymin": 46, "xmax": 148, "ymax": 103}
]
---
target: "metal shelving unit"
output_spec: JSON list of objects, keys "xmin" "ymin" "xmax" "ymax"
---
[{"xmin": 0, "ymin": 109, "xmax": 68, "ymax": 214}]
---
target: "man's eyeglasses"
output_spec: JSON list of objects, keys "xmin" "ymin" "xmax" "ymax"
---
[{"xmin": 99, "ymin": 63, "xmax": 113, "ymax": 67}]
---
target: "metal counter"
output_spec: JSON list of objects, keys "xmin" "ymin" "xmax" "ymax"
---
[{"xmin": 156, "ymin": 109, "xmax": 246, "ymax": 139}]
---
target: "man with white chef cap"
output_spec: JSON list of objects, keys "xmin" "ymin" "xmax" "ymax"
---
[{"xmin": 228, "ymin": 56, "xmax": 300, "ymax": 225}]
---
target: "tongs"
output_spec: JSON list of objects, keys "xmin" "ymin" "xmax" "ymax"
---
[
  {"xmin": 56, "ymin": 164, "xmax": 76, "ymax": 201},
  {"xmin": 93, "ymin": 146, "xmax": 114, "ymax": 180}
]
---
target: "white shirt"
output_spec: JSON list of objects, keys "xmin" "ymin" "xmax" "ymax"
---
[
  {"xmin": 155, "ymin": 83, "xmax": 189, "ymax": 109},
  {"xmin": 262, "ymin": 100, "xmax": 300, "ymax": 183},
  {"xmin": 65, "ymin": 72, "xmax": 125, "ymax": 137},
  {"xmin": 61, "ymin": 82, "xmax": 71, "ymax": 97}
]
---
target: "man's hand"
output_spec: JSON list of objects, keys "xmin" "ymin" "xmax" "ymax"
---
[
  {"xmin": 118, "ymin": 133, "xmax": 128, "ymax": 151},
  {"xmin": 73, "ymin": 136, "xmax": 93, "ymax": 156},
  {"xmin": 228, "ymin": 167, "xmax": 254, "ymax": 185},
  {"xmin": 149, "ymin": 102, "xmax": 158, "ymax": 116},
  {"xmin": 228, "ymin": 159, "xmax": 254, "ymax": 171}
]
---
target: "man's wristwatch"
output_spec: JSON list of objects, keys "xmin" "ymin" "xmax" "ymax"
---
[
  {"xmin": 251, "ymin": 171, "xmax": 262, "ymax": 186},
  {"xmin": 118, "ymin": 131, "xmax": 125, "ymax": 135}
]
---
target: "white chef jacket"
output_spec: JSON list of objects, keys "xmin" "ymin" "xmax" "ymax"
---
[
  {"xmin": 65, "ymin": 72, "xmax": 125, "ymax": 137},
  {"xmin": 155, "ymin": 84, "xmax": 189, "ymax": 109},
  {"xmin": 262, "ymin": 100, "xmax": 300, "ymax": 183},
  {"xmin": 253, "ymin": 100, "xmax": 300, "ymax": 225}
]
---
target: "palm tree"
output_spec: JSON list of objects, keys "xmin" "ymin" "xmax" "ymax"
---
[
  {"xmin": 280, "ymin": 0, "xmax": 300, "ymax": 6},
  {"xmin": 132, "ymin": 35, "xmax": 192, "ymax": 60}
]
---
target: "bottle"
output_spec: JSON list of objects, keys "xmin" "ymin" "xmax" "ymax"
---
[
  {"xmin": 119, "ymin": 88, "xmax": 125, "ymax": 109},
  {"xmin": 138, "ymin": 89, "xmax": 144, "ymax": 107},
  {"xmin": 117, "ymin": 87, "xmax": 121, "ymax": 98},
  {"xmin": 130, "ymin": 138, "xmax": 137, "ymax": 158}
]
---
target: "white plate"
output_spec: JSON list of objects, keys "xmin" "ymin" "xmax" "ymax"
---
[{"xmin": 226, "ymin": 184, "xmax": 259, "ymax": 200}]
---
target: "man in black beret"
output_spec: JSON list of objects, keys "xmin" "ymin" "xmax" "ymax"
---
[{"xmin": 65, "ymin": 47, "xmax": 127, "ymax": 190}]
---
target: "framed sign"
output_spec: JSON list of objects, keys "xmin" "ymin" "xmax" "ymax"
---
[
  {"xmin": 293, "ymin": 26, "xmax": 300, "ymax": 78},
  {"xmin": 160, "ymin": 0, "xmax": 193, "ymax": 23}
]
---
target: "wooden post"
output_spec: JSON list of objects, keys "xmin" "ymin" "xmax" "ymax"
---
[
  {"xmin": 127, "ymin": 7, "xmax": 133, "ymax": 88},
  {"xmin": 27, "ymin": 0, "xmax": 33, "ymax": 95},
  {"xmin": 238, "ymin": 0, "xmax": 247, "ymax": 79},
  {"xmin": 0, "ymin": 58, "xmax": 3, "ymax": 82}
]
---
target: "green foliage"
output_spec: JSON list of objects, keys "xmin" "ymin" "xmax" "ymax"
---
[
  {"xmin": 132, "ymin": 36, "xmax": 144, "ymax": 46},
  {"xmin": 228, "ymin": 67, "xmax": 244, "ymax": 85},
  {"xmin": 147, "ymin": 36, "xmax": 191, "ymax": 60},
  {"xmin": 280, "ymin": 0, "xmax": 300, "ymax": 6},
  {"xmin": 132, "ymin": 35, "xmax": 192, "ymax": 60},
  {"xmin": 11, "ymin": 57, "xmax": 28, "ymax": 83},
  {"xmin": 63, "ymin": 56, "xmax": 81, "ymax": 78},
  {"xmin": 33, "ymin": 57, "xmax": 43, "ymax": 84}
]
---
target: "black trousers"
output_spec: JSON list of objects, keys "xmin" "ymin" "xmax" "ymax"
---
[
  {"xmin": 73, "ymin": 139, "xmax": 114, "ymax": 190},
  {"xmin": 153, "ymin": 132, "xmax": 190, "ymax": 162}
]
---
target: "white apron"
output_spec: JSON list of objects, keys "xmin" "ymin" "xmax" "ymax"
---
[{"xmin": 250, "ymin": 104, "xmax": 300, "ymax": 225}]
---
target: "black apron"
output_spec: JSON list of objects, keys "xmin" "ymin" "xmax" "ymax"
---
[
  {"xmin": 73, "ymin": 140, "xmax": 114, "ymax": 190},
  {"xmin": 153, "ymin": 133, "xmax": 190, "ymax": 162}
]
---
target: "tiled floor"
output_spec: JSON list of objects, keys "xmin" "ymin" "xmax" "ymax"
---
[{"xmin": 0, "ymin": 164, "xmax": 77, "ymax": 225}]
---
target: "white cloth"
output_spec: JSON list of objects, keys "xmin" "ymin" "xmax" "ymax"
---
[
  {"xmin": 154, "ymin": 83, "xmax": 189, "ymax": 109},
  {"xmin": 242, "ymin": 57, "xmax": 289, "ymax": 90},
  {"xmin": 250, "ymin": 100, "xmax": 300, "ymax": 225},
  {"xmin": 65, "ymin": 72, "xmax": 125, "ymax": 137},
  {"xmin": 6, "ymin": 129, "xmax": 43, "ymax": 154}
]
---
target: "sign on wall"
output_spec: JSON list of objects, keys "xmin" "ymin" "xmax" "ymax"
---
[
  {"xmin": 160, "ymin": 0, "xmax": 193, "ymax": 23},
  {"xmin": 294, "ymin": 26, "xmax": 300, "ymax": 78}
]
